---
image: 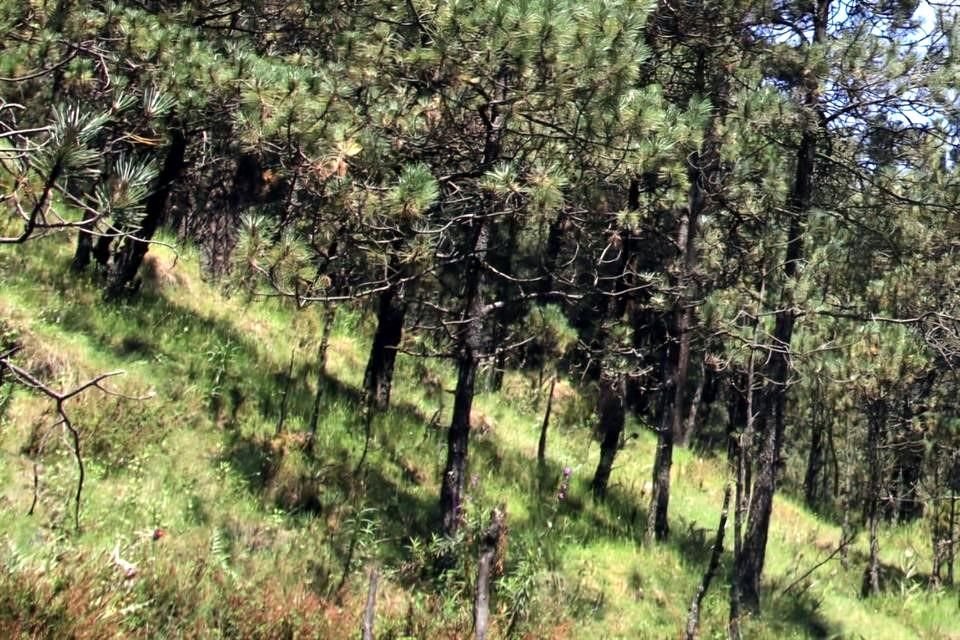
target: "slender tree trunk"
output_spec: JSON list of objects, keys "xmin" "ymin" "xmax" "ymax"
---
[
  {"xmin": 645, "ymin": 157, "xmax": 701, "ymax": 541},
  {"xmin": 440, "ymin": 222, "xmax": 489, "ymax": 538},
  {"xmin": 487, "ymin": 215, "xmax": 518, "ymax": 393},
  {"xmin": 474, "ymin": 507, "xmax": 505, "ymax": 640},
  {"xmin": 71, "ymin": 210, "xmax": 97, "ymax": 272},
  {"xmin": 591, "ymin": 374, "xmax": 626, "ymax": 500},
  {"xmin": 862, "ymin": 400, "xmax": 883, "ymax": 597},
  {"xmin": 735, "ymin": 0, "xmax": 826, "ymax": 601},
  {"xmin": 840, "ymin": 473, "xmax": 851, "ymax": 571},
  {"xmin": 680, "ymin": 359, "xmax": 706, "ymax": 447},
  {"xmin": 804, "ymin": 398, "xmax": 824, "ymax": 508},
  {"xmin": 685, "ymin": 484, "xmax": 731, "ymax": 640},
  {"xmin": 537, "ymin": 375, "xmax": 557, "ymax": 464},
  {"xmin": 107, "ymin": 128, "xmax": 187, "ymax": 297},
  {"xmin": 361, "ymin": 565, "xmax": 379, "ymax": 640},
  {"xmin": 363, "ymin": 283, "xmax": 406, "ymax": 410},
  {"xmin": 647, "ymin": 348, "xmax": 677, "ymax": 540},
  {"xmin": 647, "ymin": 44, "xmax": 730, "ymax": 543},
  {"xmin": 948, "ymin": 489, "xmax": 956, "ymax": 586},
  {"xmin": 730, "ymin": 286, "xmax": 761, "ymax": 639},
  {"xmin": 736, "ymin": 362, "xmax": 786, "ymax": 612},
  {"xmin": 306, "ymin": 303, "xmax": 335, "ymax": 454},
  {"xmin": 932, "ymin": 461, "xmax": 943, "ymax": 586},
  {"xmin": 827, "ymin": 414, "xmax": 839, "ymax": 502}
]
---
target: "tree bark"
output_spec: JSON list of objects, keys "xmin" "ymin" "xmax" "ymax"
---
[
  {"xmin": 440, "ymin": 222, "xmax": 489, "ymax": 538},
  {"xmin": 803, "ymin": 396, "xmax": 824, "ymax": 508},
  {"xmin": 680, "ymin": 359, "xmax": 706, "ymax": 447},
  {"xmin": 647, "ymin": 43, "xmax": 729, "ymax": 542},
  {"xmin": 70, "ymin": 210, "xmax": 97, "ymax": 272},
  {"xmin": 731, "ymin": 282, "xmax": 762, "ymax": 632},
  {"xmin": 475, "ymin": 506, "xmax": 505, "ymax": 640},
  {"xmin": 363, "ymin": 282, "xmax": 406, "ymax": 410},
  {"xmin": 685, "ymin": 484, "xmax": 731, "ymax": 640},
  {"xmin": 862, "ymin": 399, "xmax": 884, "ymax": 598},
  {"xmin": 949, "ymin": 489, "xmax": 956, "ymax": 585},
  {"xmin": 536, "ymin": 375, "xmax": 557, "ymax": 464},
  {"xmin": 306, "ymin": 303, "xmax": 335, "ymax": 454},
  {"xmin": 591, "ymin": 374, "xmax": 626, "ymax": 500},
  {"xmin": 647, "ymin": 349, "xmax": 677, "ymax": 540},
  {"xmin": 107, "ymin": 128, "xmax": 187, "ymax": 297},
  {"xmin": 361, "ymin": 565, "xmax": 379, "ymax": 640},
  {"xmin": 735, "ymin": 1, "xmax": 826, "ymax": 609}
]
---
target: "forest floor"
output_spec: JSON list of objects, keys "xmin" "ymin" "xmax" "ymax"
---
[{"xmin": 1, "ymin": 233, "xmax": 958, "ymax": 639}]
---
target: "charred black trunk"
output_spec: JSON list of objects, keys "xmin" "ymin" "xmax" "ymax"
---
[
  {"xmin": 591, "ymin": 374, "xmax": 626, "ymax": 500},
  {"xmin": 363, "ymin": 284, "xmax": 407, "ymax": 410},
  {"xmin": 804, "ymin": 402, "xmax": 825, "ymax": 508},
  {"xmin": 71, "ymin": 210, "xmax": 97, "ymax": 272},
  {"xmin": 440, "ymin": 223, "xmax": 489, "ymax": 539},
  {"xmin": 107, "ymin": 128, "xmax": 187, "ymax": 297},
  {"xmin": 440, "ymin": 347, "xmax": 479, "ymax": 537},
  {"xmin": 648, "ymin": 336, "xmax": 678, "ymax": 540}
]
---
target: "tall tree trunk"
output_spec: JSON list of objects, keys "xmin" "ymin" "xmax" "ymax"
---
[
  {"xmin": 647, "ymin": 45, "xmax": 729, "ymax": 542},
  {"xmin": 680, "ymin": 359, "xmax": 706, "ymax": 447},
  {"xmin": 487, "ymin": 214, "xmax": 519, "ymax": 392},
  {"xmin": 735, "ymin": 2, "xmax": 826, "ymax": 609},
  {"xmin": 862, "ymin": 400, "xmax": 884, "ymax": 597},
  {"xmin": 949, "ymin": 489, "xmax": 956, "ymax": 586},
  {"xmin": 363, "ymin": 282, "xmax": 407, "ymax": 410},
  {"xmin": 591, "ymin": 374, "xmax": 626, "ymax": 500},
  {"xmin": 804, "ymin": 394, "xmax": 825, "ymax": 508},
  {"xmin": 729, "ymin": 283, "xmax": 762, "ymax": 639},
  {"xmin": 931, "ymin": 460, "xmax": 944, "ymax": 587},
  {"xmin": 440, "ymin": 222, "xmax": 489, "ymax": 538},
  {"xmin": 647, "ymin": 339, "xmax": 678, "ymax": 540},
  {"xmin": 107, "ymin": 128, "xmax": 187, "ymax": 297}
]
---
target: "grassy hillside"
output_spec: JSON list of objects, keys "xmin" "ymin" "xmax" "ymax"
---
[{"xmin": 0, "ymin": 234, "xmax": 957, "ymax": 639}]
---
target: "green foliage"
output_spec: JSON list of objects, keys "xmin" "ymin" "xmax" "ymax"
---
[
  {"xmin": 39, "ymin": 105, "xmax": 109, "ymax": 178},
  {"xmin": 1, "ymin": 231, "xmax": 960, "ymax": 638},
  {"xmin": 5, "ymin": 0, "xmax": 960, "ymax": 637}
]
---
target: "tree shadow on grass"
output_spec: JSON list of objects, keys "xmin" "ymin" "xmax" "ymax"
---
[{"xmin": 760, "ymin": 590, "xmax": 837, "ymax": 639}]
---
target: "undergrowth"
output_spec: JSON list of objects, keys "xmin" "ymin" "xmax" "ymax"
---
[{"xmin": 0, "ymin": 234, "xmax": 958, "ymax": 639}]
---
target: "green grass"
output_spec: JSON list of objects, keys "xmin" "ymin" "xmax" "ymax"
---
[{"xmin": 1, "ymin": 233, "xmax": 958, "ymax": 638}]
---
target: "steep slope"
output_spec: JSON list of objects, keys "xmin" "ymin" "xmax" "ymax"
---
[{"xmin": 0, "ymin": 235, "xmax": 957, "ymax": 639}]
